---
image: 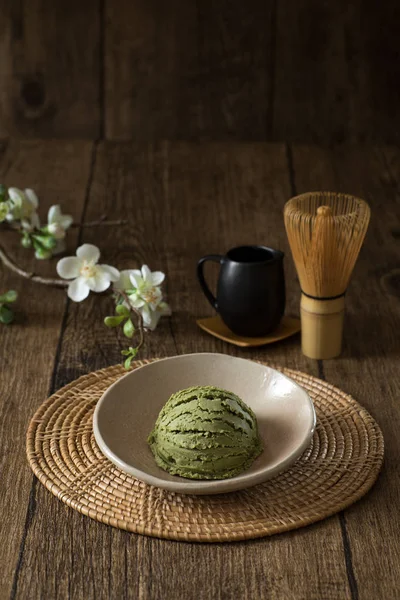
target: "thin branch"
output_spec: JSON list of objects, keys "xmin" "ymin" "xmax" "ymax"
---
[
  {"xmin": 71, "ymin": 216, "xmax": 128, "ymax": 228},
  {"xmin": 0, "ymin": 241, "xmax": 67, "ymax": 287},
  {"xmin": 2, "ymin": 216, "xmax": 127, "ymax": 232}
]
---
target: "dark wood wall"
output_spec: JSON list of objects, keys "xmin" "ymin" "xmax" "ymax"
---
[{"xmin": 0, "ymin": 0, "xmax": 399, "ymax": 142}]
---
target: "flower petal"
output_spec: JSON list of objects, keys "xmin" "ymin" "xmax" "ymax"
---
[
  {"xmin": 31, "ymin": 212, "xmax": 40, "ymax": 229},
  {"xmin": 59, "ymin": 214, "xmax": 73, "ymax": 229},
  {"xmin": 48, "ymin": 223, "xmax": 66, "ymax": 239},
  {"xmin": 140, "ymin": 304, "xmax": 153, "ymax": 327},
  {"xmin": 68, "ymin": 277, "xmax": 90, "ymax": 302},
  {"xmin": 25, "ymin": 189, "xmax": 39, "ymax": 209},
  {"xmin": 100, "ymin": 264, "xmax": 120, "ymax": 282},
  {"xmin": 129, "ymin": 270, "xmax": 143, "ymax": 289},
  {"xmin": 48, "ymin": 204, "xmax": 61, "ymax": 224},
  {"xmin": 57, "ymin": 256, "xmax": 81, "ymax": 279},
  {"xmin": 151, "ymin": 271, "xmax": 165, "ymax": 286},
  {"xmin": 141, "ymin": 265, "xmax": 152, "ymax": 285},
  {"xmin": 76, "ymin": 243, "xmax": 100, "ymax": 263},
  {"xmin": 8, "ymin": 188, "xmax": 24, "ymax": 205},
  {"xmin": 140, "ymin": 305, "xmax": 161, "ymax": 331},
  {"xmin": 146, "ymin": 286, "xmax": 162, "ymax": 309},
  {"xmin": 114, "ymin": 269, "xmax": 134, "ymax": 291},
  {"xmin": 148, "ymin": 312, "xmax": 162, "ymax": 330},
  {"xmin": 129, "ymin": 294, "xmax": 145, "ymax": 308},
  {"xmin": 86, "ymin": 271, "xmax": 112, "ymax": 293},
  {"xmin": 21, "ymin": 219, "xmax": 33, "ymax": 232}
]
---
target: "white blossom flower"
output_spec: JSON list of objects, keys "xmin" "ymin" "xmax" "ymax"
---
[
  {"xmin": 56, "ymin": 244, "xmax": 120, "ymax": 302},
  {"xmin": 116, "ymin": 265, "xmax": 165, "ymax": 291},
  {"xmin": 7, "ymin": 188, "xmax": 40, "ymax": 230},
  {"xmin": 47, "ymin": 205, "xmax": 73, "ymax": 239},
  {"xmin": 130, "ymin": 264, "xmax": 165, "ymax": 288},
  {"xmin": 115, "ymin": 265, "xmax": 170, "ymax": 330},
  {"xmin": 21, "ymin": 212, "xmax": 41, "ymax": 232},
  {"xmin": 115, "ymin": 266, "xmax": 165, "ymax": 307},
  {"xmin": 47, "ymin": 204, "xmax": 74, "ymax": 255}
]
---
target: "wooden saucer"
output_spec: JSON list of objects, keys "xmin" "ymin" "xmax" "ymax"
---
[{"xmin": 196, "ymin": 315, "xmax": 301, "ymax": 347}]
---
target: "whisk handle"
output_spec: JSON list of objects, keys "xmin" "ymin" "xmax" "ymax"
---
[
  {"xmin": 197, "ymin": 255, "xmax": 224, "ymax": 309},
  {"xmin": 301, "ymin": 294, "xmax": 345, "ymax": 359}
]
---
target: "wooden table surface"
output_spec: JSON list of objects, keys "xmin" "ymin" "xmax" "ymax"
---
[
  {"xmin": 1, "ymin": 140, "xmax": 399, "ymax": 600},
  {"xmin": 1, "ymin": 1, "xmax": 400, "ymax": 145}
]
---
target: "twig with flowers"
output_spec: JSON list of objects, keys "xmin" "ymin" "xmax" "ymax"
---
[{"xmin": 0, "ymin": 185, "xmax": 171, "ymax": 367}]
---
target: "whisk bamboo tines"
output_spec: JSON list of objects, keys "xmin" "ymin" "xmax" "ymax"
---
[{"xmin": 284, "ymin": 192, "xmax": 370, "ymax": 359}]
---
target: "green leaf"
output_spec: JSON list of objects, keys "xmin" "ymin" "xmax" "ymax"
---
[
  {"xmin": 0, "ymin": 184, "xmax": 6, "ymax": 203},
  {"xmin": 124, "ymin": 356, "xmax": 133, "ymax": 369},
  {"xmin": 104, "ymin": 315, "xmax": 124, "ymax": 327},
  {"xmin": 21, "ymin": 234, "xmax": 32, "ymax": 248},
  {"xmin": 32, "ymin": 238, "xmax": 49, "ymax": 256},
  {"xmin": 0, "ymin": 202, "xmax": 8, "ymax": 222},
  {"xmin": 34, "ymin": 247, "xmax": 53, "ymax": 260},
  {"xmin": 33, "ymin": 234, "xmax": 57, "ymax": 250},
  {"xmin": 123, "ymin": 319, "xmax": 135, "ymax": 338},
  {"xmin": 0, "ymin": 290, "xmax": 17, "ymax": 303},
  {"xmin": 0, "ymin": 305, "xmax": 14, "ymax": 324},
  {"xmin": 122, "ymin": 345, "xmax": 138, "ymax": 368},
  {"xmin": 115, "ymin": 304, "xmax": 130, "ymax": 317}
]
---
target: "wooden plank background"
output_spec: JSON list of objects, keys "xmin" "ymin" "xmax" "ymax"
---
[
  {"xmin": 0, "ymin": 140, "xmax": 399, "ymax": 599},
  {"xmin": 0, "ymin": 5, "xmax": 399, "ymax": 598},
  {"xmin": 0, "ymin": 1, "xmax": 400, "ymax": 142}
]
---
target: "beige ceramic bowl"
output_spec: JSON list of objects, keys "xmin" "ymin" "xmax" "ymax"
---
[{"xmin": 93, "ymin": 354, "xmax": 316, "ymax": 495}]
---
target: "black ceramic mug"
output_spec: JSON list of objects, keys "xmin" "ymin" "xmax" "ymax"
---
[{"xmin": 197, "ymin": 245, "xmax": 285, "ymax": 337}]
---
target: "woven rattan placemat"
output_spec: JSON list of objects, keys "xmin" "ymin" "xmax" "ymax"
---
[{"xmin": 27, "ymin": 360, "xmax": 384, "ymax": 542}]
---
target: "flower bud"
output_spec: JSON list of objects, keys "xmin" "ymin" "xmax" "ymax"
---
[{"xmin": 35, "ymin": 247, "xmax": 52, "ymax": 260}]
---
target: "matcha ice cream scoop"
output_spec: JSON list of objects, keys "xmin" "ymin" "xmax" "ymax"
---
[{"xmin": 147, "ymin": 386, "xmax": 263, "ymax": 480}]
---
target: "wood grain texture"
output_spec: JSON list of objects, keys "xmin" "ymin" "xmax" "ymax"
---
[
  {"xmin": 0, "ymin": 140, "xmax": 93, "ymax": 599},
  {"xmin": 0, "ymin": 0, "xmax": 100, "ymax": 138},
  {"xmin": 272, "ymin": 1, "xmax": 400, "ymax": 144},
  {"xmin": 104, "ymin": 0, "xmax": 273, "ymax": 141},
  {"xmin": 1, "ymin": 2, "xmax": 400, "ymax": 142},
  {"xmin": 291, "ymin": 143, "xmax": 400, "ymax": 600},
  {"xmin": 12, "ymin": 142, "xmax": 353, "ymax": 600},
  {"xmin": 105, "ymin": 0, "xmax": 400, "ymax": 143}
]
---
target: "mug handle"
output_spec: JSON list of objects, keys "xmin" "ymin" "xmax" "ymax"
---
[{"xmin": 197, "ymin": 255, "xmax": 224, "ymax": 309}]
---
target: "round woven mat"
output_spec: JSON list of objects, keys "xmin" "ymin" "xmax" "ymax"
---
[{"xmin": 27, "ymin": 360, "xmax": 384, "ymax": 543}]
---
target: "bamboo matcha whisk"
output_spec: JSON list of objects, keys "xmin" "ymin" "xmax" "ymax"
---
[{"xmin": 284, "ymin": 192, "xmax": 370, "ymax": 359}]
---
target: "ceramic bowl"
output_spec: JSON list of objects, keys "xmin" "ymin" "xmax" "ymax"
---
[{"xmin": 93, "ymin": 353, "xmax": 316, "ymax": 495}]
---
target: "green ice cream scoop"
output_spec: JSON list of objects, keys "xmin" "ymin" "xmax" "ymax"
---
[{"xmin": 147, "ymin": 386, "xmax": 263, "ymax": 480}]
